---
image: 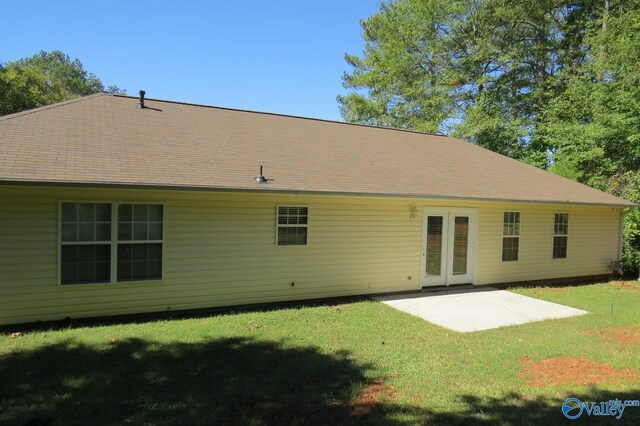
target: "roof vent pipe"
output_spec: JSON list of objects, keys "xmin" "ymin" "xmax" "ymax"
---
[
  {"xmin": 138, "ymin": 90, "xmax": 146, "ymax": 109},
  {"xmin": 255, "ymin": 165, "xmax": 271, "ymax": 184}
]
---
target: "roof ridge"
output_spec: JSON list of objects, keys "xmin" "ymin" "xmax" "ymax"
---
[
  {"xmin": 112, "ymin": 94, "xmax": 448, "ymax": 138},
  {"xmin": 0, "ymin": 93, "xmax": 107, "ymax": 122}
]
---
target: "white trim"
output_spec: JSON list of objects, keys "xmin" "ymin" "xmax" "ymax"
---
[
  {"xmin": 58, "ymin": 201, "xmax": 166, "ymax": 286},
  {"xmin": 275, "ymin": 204, "xmax": 309, "ymax": 247},
  {"xmin": 420, "ymin": 208, "xmax": 478, "ymax": 287}
]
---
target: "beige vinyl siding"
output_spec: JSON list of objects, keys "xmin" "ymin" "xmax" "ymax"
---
[
  {"xmin": 473, "ymin": 205, "xmax": 620, "ymax": 284},
  {"xmin": 0, "ymin": 185, "xmax": 622, "ymax": 325}
]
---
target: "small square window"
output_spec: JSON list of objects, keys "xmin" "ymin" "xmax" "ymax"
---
[{"xmin": 276, "ymin": 206, "xmax": 308, "ymax": 246}]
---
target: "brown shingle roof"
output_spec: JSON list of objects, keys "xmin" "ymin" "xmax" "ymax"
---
[{"xmin": 0, "ymin": 93, "xmax": 634, "ymax": 206}]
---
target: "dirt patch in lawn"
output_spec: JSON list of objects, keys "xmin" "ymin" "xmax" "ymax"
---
[
  {"xmin": 530, "ymin": 287, "xmax": 572, "ymax": 295},
  {"xmin": 519, "ymin": 355, "xmax": 639, "ymax": 387},
  {"xmin": 334, "ymin": 379, "xmax": 397, "ymax": 417},
  {"xmin": 610, "ymin": 281, "xmax": 640, "ymax": 293},
  {"xmin": 582, "ymin": 325, "xmax": 640, "ymax": 346}
]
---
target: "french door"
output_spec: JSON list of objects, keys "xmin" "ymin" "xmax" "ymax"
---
[{"xmin": 420, "ymin": 208, "xmax": 477, "ymax": 287}]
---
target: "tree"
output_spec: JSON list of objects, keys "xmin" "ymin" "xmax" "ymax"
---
[
  {"xmin": 542, "ymin": 1, "xmax": 640, "ymax": 189},
  {"xmin": 0, "ymin": 50, "xmax": 124, "ymax": 116},
  {"xmin": 340, "ymin": 0, "xmax": 640, "ymax": 274},
  {"xmin": 0, "ymin": 63, "xmax": 51, "ymax": 115},
  {"xmin": 542, "ymin": 0, "xmax": 640, "ymax": 275},
  {"xmin": 338, "ymin": 0, "xmax": 626, "ymax": 166}
]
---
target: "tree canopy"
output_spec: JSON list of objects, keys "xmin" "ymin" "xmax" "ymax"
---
[
  {"xmin": 340, "ymin": 0, "xmax": 640, "ymax": 274},
  {"xmin": 0, "ymin": 50, "xmax": 124, "ymax": 116}
]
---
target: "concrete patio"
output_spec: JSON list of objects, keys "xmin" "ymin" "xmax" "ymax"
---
[{"xmin": 374, "ymin": 287, "xmax": 588, "ymax": 332}]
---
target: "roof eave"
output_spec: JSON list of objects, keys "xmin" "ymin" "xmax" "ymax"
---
[{"xmin": 0, "ymin": 178, "xmax": 635, "ymax": 208}]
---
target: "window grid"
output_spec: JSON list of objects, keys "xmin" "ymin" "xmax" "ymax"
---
[
  {"xmin": 117, "ymin": 204, "xmax": 164, "ymax": 282},
  {"xmin": 60, "ymin": 203, "xmax": 112, "ymax": 285},
  {"xmin": 502, "ymin": 212, "xmax": 520, "ymax": 262},
  {"xmin": 276, "ymin": 206, "xmax": 308, "ymax": 246},
  {"xmin": 61, "ymin": 203, "xmax": 112, "ymax": 243},
  {"xmin": 553, "ymin": 213, "xmax": 569, "ymax": 259},
  {"xmin": 60, "ymin": 202, "xmax": 163, "ymax": 286}
]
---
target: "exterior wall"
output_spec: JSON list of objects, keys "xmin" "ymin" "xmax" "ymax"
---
[
  {"xmin": 473, "ymin": 203, "xmax": 620, "ymax": 284},
  {"xmin": 0, "ymin": 185, "xmax": 623, "ymax": 325}
]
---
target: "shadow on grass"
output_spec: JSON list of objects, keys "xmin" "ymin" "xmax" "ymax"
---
[
  {"xmin": 428, "ymin": 391, "xmax": 640, "ymax": 425},
  {"xmin": 2, "ymin": 337, "xmax": 639, "ymax": 425},
  {"xmin": 0, "ymin": 336, "xmax": 414, "ymax": 425}
]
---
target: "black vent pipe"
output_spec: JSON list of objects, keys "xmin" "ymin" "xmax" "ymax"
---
[{"xmin": 138, "ymin": 90, "xmax": 146, "ymax": 108}]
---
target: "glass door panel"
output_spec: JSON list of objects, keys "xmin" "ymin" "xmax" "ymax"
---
[
  {"xmin": 452, "ymin": 216, "xmax": 469, "ymax": 276},
  {"xmin": 426, "ymin": 216, "xmax": 444, "ymax": 276}
]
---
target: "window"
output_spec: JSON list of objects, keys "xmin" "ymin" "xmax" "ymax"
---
[
  {"xmin": 117, "ymin": 204, "xmax": 164, "ymax": 281},
  {"xmin": 502, "ymin": 211, "xmax": 520, "ymax": 262},
  {"xmin": 553, "ymin": 213, "xmax": 568, "ymax": 259},
  {"xmin": 59, "ymin": 202, "xmax": 163, "ymax": 285},
  {"xmin": 276, "ymin": 206, "xmax": 308, "ymax": 246},
  {"xmin": 60, "ymin": 203, "xmax": 112, "ymax": 284}
]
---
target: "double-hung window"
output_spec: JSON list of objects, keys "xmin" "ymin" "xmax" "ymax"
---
[
  {"xmin": 59, "ymin": 202, "xmax": 163, "ymax": 285},
  {"xmin": 117, "ymin": 204, "xmax": 164, "ymax": 281},
  {"xmin": 276, "ymin": 206, "xmax": 308, "ymax": 246},
  {"xmin": 502, "ymin": 212, "xmax": 520, "ymax": 262},
  {"xmin": 553, "ymin": 213, "xmax": 569, "ymax": 259},
  {"xmin": 60, "ymin": 203, "xmax": 112, "ymax": 284}
]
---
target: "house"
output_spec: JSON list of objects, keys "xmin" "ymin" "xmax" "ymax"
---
[{"xmin": 0, "ymin": 92, "xmax": 634, "ymax": 325}]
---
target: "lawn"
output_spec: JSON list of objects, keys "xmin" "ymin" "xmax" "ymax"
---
[{"xmin": 1, "ymin": 281, "xmax": 639, "ymax": 425}]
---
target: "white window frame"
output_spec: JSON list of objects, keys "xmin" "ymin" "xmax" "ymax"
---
[
  {"xmin": 552, "ymin": 212, "xmax": 569, "ymax": 259},
  {"xmin": 58, "ymin": 201, "xmax": 165, "ymax": 287},
  {"xmin": 275, "ymin": 205, "xmax": 309, "ymax": 247},
  {"xmin": 502, "ymin": 211, "xmax": 520, "ymax": 262}
]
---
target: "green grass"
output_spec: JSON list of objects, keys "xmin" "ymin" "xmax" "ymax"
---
[{"xmin": 1, "ymin": 281, "xmax": 639, "ymax": 425}]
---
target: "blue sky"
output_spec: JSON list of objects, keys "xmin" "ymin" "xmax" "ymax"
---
[{"xmin": 2, "ymin": 1, "xmax": 381, "ymax": 120}]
